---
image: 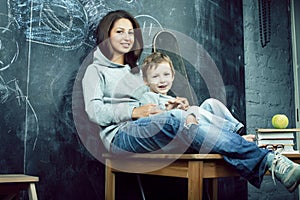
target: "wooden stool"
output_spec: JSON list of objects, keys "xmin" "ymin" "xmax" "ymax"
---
[
  {"xmin": 103, "ymin": 153, "xmax": 239, "ymax": 200},
  {"xmin": 0, "ymin": 174, "xmax": 39, "ymax": 200}
]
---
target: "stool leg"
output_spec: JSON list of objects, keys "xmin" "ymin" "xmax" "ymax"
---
[
  {"xmin": 105, "ymin": 160, "xmax": 115, "ymax": 200},
  {"xmin": 136, "ymin": 175, "xmax": 146, "ymax": 200},
  {"xmin": 207, "ymin": 178, "xmax": 218, "ymax": 200},
  {"xmin": 28, "ymin": 183, "xmax": 38, "ymax": 200},
  {"xmin": 188, "ymin": 161, "xmax": 203, "ymax": 200}
]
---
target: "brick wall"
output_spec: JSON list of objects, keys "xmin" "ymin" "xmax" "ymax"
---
[{"xmin": 243, "ymin": 0, "xmax": 296, "ymax": 199}]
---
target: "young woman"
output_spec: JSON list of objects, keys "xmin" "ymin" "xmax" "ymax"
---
[{"xmin": 82, "ymin": 10, "xmax": 300, "ymax": 192}]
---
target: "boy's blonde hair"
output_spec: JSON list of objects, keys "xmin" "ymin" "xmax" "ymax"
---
[{"xmin": 142, "ymin": 52, "xmax": 175, "ymax": 81}]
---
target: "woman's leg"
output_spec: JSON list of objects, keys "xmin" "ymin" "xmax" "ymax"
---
[
  {"xmin": 111, "ymin": 109, "xmax": 266, "ymax": 187},
  {"xmin": 111, "ymin": 109, "xmax": 190, "ymax": 154},
  {"xmin": 111, "ymin": 109, "xmax": 300, "ymax": 190},
  {"xmin": 186, "ymin": 122, "xmax": 268, "ymax": 187}
]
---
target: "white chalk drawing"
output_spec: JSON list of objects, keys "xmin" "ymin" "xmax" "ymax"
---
[
  {"xmin": 8, "ymin": 0, "xmax": 89, "ymax": 50},
  {"xmin": 80, "ymin": 0, "xmax": 111, "ymax": 45},
  {"xmin": 105, "ymin": 0, "xmax": 142, "ymax": 12},
  {"xmin": 0, "ymin": 13, "xmax": 19, "ymax": 71},
  {"xmin": 7, "ymin": 0, "xmax": 144, "ymax": 50},
  {"xmin": 0, "ymin": 28, "xmax": 19, "ymax": 71},
  {"xmin": 0, "ymin": 76, "xmax": 9, "ymax": 103},
  {"xmin": 0, "ymin": 75, "xmax": 39, "ymax": 148},
  {"xmin": 0, "ymin": 10, "xmax": 39, "ymax": 174},
  {"xmin": 135, "ymin": 15, "xmax": 163, "ymax": 48},
  {"xmin": 80, "ymin": 0, "xmax": 142, "ymax": 45}
]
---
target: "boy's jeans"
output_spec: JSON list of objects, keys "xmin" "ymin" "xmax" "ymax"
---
[{"xmin": 111, "ymin": 101, "xmax": 269, "ymax": 188}]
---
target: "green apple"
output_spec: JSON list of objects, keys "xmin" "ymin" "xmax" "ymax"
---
[{"xmin": 272, "ymin": 114, "xmax": 289, "ymax": 129}]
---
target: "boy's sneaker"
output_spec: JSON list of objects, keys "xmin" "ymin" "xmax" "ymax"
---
[{"xmin": 267, "ymin": 152, "xmax": 300, "ymax": 192}]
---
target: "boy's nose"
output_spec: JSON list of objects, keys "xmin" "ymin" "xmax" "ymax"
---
[{"xmin": 159, "ymin": 77, "xmax": 166, "ymax": 83}]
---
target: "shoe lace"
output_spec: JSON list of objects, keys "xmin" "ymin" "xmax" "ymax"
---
[{"xmin": 271, "ymin": 148, "xmax": 286, "ymax": 185}]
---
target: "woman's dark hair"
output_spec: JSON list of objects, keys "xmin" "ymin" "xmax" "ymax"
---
[{"xmin": 95, "ymin": 10, "xmax": 143, "ymax": 70}]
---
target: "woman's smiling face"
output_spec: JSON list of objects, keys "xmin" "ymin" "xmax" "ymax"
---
[{"xmin": 109, "ymin": 18, "xmax": 134, "ymax": 62}]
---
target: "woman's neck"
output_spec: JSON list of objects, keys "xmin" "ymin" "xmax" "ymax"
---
[{"xmin": 111, "ymin": 54, "xmax": 125, "ymax": 65}]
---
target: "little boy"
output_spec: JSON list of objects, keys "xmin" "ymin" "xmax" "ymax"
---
[
  {"xmin": 141, "ymin": 51, "xmax": 181, "ymax": 110},
  {"xmin": 141, "ymin": 52, "xmax": 255, "ymax": 141},
  {"xmin": 141, "ymin": 51, "xmax": 199, "ymax": 125}
]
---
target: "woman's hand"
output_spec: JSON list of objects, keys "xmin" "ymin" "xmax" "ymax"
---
[
  {"xmin": 165, "ymin": 97, "xmax": 190, "ymax": 111},
  {"xmin": 132, "ymin": 104, "xmax": 162, "ymax": 119},
  {"xmin": 242, "ymin": 134, "xmax": 256, "ymax": 142}
]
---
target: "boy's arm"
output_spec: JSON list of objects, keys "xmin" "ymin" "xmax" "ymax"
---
[{"xmin": 140, "ymin": 92, "xmax": 160, "ymax": 106}]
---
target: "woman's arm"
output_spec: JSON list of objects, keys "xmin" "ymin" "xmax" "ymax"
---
[
  {"xmin": 132, "ymin": 104, "xmax": 162, "ymax": 119},
  {"xmin": 82, "ymin": 65, "xmax": 111, "ymax": 126},
  {"xmin": 82, "ymin": 65, "xmax": 136, "ymax": 126}
]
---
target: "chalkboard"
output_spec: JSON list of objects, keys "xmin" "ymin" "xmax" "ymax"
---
[{"xmin": 0, "ymin": 1, "xmax": 245, "ymax": 199}]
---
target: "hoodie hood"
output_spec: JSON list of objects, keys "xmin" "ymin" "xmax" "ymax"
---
[{"xmin": 93, "ymin": 46, "xmax": 128, "ymax": 69}]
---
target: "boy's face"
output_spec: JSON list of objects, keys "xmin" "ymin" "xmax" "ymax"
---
[{"xmin": 144, "ymin": 62, "xmax": 174, "ymax": 95}]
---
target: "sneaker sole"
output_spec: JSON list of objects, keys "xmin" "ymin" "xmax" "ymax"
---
[{"xmin": 288, "ymin": 176, "xmax": 300, "ymax": 192}]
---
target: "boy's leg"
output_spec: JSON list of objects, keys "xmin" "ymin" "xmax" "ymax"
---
[
  {"xmin": 198, "ymin": 98, "xmax": 244, "ymax": 132},
  {"xmin": 187, "ymin": 105, "xmax": 242, "ymax": 134}
]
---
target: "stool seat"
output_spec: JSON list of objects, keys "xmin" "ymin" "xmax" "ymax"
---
[
  {"xmin": 0, "ymin": 174, "xmax": 39, "ymax": 183},
  {"xmin": 103, "ymin": 153, "xmax": 224, "ymax": 160},
  {"xmin": 0, "ymin": 174, "xmax": 39, "ymax": 200}
]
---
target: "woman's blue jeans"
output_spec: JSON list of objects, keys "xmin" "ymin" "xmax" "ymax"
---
[{"xmin": 111, "ymin": 99, "xmax": 269, "ymax": 188}]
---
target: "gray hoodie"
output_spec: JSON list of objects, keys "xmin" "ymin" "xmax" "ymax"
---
[{"xmin": 82, "ymin": 47, "xmax": 148, "ymax": 150}]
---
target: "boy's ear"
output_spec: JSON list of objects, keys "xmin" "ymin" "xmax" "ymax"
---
[
  {"xmin": 143, "ymin": 79, "xmax": 149, "ymax": 86},
  {"xmin": 171, "ymin": 74, "xmax": 175, "ymax": 81}
]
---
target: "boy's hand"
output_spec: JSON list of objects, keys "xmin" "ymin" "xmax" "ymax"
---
[{"xmin": 165, "ymin": 97, "xmax": 190, "ymax": 110}]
